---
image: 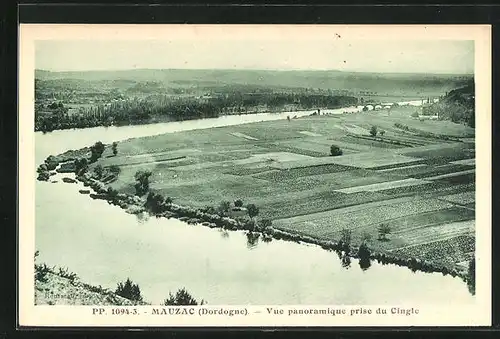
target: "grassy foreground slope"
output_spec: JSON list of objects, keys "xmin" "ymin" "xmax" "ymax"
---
[{"xmin": 90, "ymin": 104, "xmax": 475, "ymax": 271}]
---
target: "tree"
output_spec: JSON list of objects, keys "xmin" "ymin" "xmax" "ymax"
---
[
  {"xmin": 107, "ymin": 187, "xmax": 119, "ymax": 202},
  {"xmin": 260, "ymin": 218, "xmax": 272, "ymax": 231},
  {"xmin": 234, "ymin": 199, "xmax": 244, "ymax": 208},
  {"xmin": 340, "ymin": 228, "xmax": 352, "ymax": 247},
  {"xmin": 145, "ymin": 192, "xmax": 166, "ymax": 214},
  {"xmin": 115, "ymin": 278, "xmax": 143, "ymax": 302},
  {"xmin": 75, "ymin": 158, "xmax": 88, "ymax": 176},
  {"xmin": 330, "ymin": 145, "xmax": 343, "ymax": 156},
  {"xmin": 202, "ymin": 205, "xmax": 217, "ymax": 214},
  {"xmin": 134, "ymin": 170, "xmax": 152, "ymax": 196},
  {"xmin": 164, "ymin": 288, "xmax": 205, "ymax": 306},
  {"xmin": 247, "ymin": 204, "xmax": 259, "ymax": 220},
  {"xmin": 112, "ymin": 142, "xmax": 118, "ymax": 156},
  {"xmin": 217, "ymin": 201, "xmax": 231, "ymax": 216},
  {"xmin": 90, "ymin": 141, "xmax": 105, "ymax": 162},
  {"xmin": 377, "ymin": 223, "xmax": 392, "ymax": 241},
  {"xmin": 369, "ymin": 125, "xmax": 378, "ymax": 137},
  {"xmin": 94, "ymin": 164, "xmax": 103, "ymax": 179},
  {"xmin": 358, "ymin": 243, "xmax": 372, "ymax": 271}
]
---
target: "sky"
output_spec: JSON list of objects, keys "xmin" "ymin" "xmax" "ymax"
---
[{"xmin": 35, "ymin": 39, "xmax": 474, "ymax": 74}]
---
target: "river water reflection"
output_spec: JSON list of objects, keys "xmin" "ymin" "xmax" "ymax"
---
[{"xmin": 34, "ymin": 109, "xmax": 474, "ymax": 305}]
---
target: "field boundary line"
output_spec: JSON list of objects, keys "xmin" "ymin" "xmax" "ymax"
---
[
  {"xmin": 425, "ymin": 169, "xmax": 476, "ymax": 181},
  {"xmin": 274, "ymin": 195, "xmax": 427, "ymax": 224},
  {"xmin": 387, "ymin": 233, "xmax": 473, "ymax": 252}
]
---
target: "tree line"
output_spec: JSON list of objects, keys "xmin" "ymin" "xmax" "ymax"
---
[{"xmin": 35, "ymin": 93, "xmax": 358, "ymax": 132}]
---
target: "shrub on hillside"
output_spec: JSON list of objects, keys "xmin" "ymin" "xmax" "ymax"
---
[
  {"xmin": 57, "ymin": 267, "xmax": 78, "ymax": 282},
  {"xmin": 217, "ymin": 201, "xmax": 231, "ymax": 216}
]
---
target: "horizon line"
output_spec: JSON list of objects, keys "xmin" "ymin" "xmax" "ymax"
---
[{"xmin": 35, "ymin": 68, "xmax": 474, "ymax": 76}]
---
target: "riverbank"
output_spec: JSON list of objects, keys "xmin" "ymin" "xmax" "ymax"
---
[{"xmin": 36, "ymin": 149, "xmax": 472, "ymax": 287}]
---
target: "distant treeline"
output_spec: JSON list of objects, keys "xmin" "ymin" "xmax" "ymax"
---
[
  {"xmin": 421, "ymin": 83, "xmax": 475, "ymax": 127},
  {"xmin": 35, "ymin": 93, "xmax": 358, "ymax": 132}
]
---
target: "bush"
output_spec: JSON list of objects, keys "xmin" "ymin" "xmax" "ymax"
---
[
  {"xmin": 234, "ymin": 199, "xmax": 243, "ymax": 207},
  {"xmin": 35, "ymin": 263, "xmax": 52, "ymax": 283},
  {"xmin": 134, "ymin": 170, "xmax": 152, "ymax": 196},
  {"xmin": 145, "ymin": 191, "xmax": 166, "ymax": 214},
  {"xmin": 330, "ymin": 145, "xmax": 343, "ymax": 156},
  {"xmin": 115, "ymin": 278, "xmax": 143, "ymax": 302},
  {"xmin": 37, "ymin": 171, "xmax": 50, "ymax": 181},
  {"xmin": 201, "ymin": 205, "xmax": 217, "ymax": 214},
  {"xmin": 37, "ymin": 163, "xmax": 48, "ymax": 173},
  {"xmin": 107, "ymin": 187, "xmax": 119, "ymax": 202},
  {"xmin": 164, "ymin": 288, "xmax": 205, "ymax": 305},
  {"xmin": 75, "ymin": 158, "xmax": 88, "ymax": 175},
  {"xmin": 45, "ymin": 155, "xmax": 59, "ymax": 170}
]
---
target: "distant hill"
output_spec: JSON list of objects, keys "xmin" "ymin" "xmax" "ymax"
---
[
  {"xmin": 35, "ymin": 69, "xmax": 473, "ymax": 96},
  {"xmin": 444, "ymin": 81, "xmax": 475, "ymax": 108}
]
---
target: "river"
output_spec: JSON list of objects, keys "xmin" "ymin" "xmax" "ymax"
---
[{"xmin": 34, "ymin": 107, "xmax": 474, "ymax": 305}]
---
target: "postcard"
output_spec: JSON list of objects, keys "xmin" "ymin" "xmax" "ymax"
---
[{"xmin": 18, "ymin": 24, "xmax": 491, "ymax": 327}]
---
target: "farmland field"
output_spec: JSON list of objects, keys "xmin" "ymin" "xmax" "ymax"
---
[{"xmin": 97, "ymin": 108, "xmax": 475, "ymax": 271}]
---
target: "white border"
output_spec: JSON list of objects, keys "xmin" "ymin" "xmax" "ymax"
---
[{"xmin": 19, "ymin": 24, "xmax": 492, "ymax": 327}]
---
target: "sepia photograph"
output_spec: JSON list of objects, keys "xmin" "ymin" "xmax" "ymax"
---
[{"xmin": 18, "ymin": 24, "xmax": 491, "ymax": 327}]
